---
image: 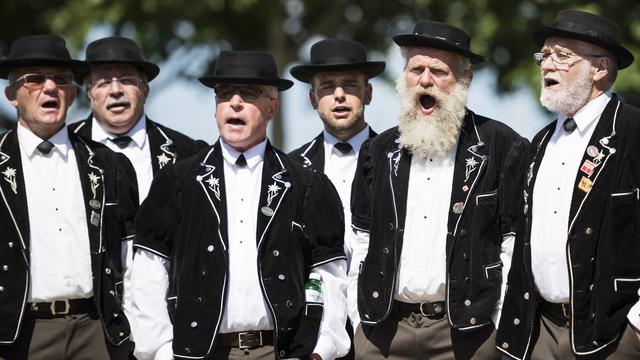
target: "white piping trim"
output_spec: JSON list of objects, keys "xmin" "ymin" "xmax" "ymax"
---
[
  {"xmin": 311, "ymin": 255, "xmax": 348, "ymax": 269},
  {"xmin": 133, "ymin": 244, "xmax": 171, "ymax": 260}
]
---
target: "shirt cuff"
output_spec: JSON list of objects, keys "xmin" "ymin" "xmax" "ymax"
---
[
  {"xmin": 154, "ymin": 342, "xmax": 174, "ymax": 360},
  {"xmin": 627, "ymin": 299, "xmax": 640, "ymax": 330},
  {"xmin": 313, "ymin": 334, "xmax": 337, "ymax": 360}
]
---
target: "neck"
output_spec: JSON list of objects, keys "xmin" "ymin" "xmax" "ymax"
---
[
  {"xmin": 326, "ymin": 121, "xmax": 366, "ymax": 142},
  {"xmin": 19, "ymin": 120, "xmax": 64, "ymax": 140}
]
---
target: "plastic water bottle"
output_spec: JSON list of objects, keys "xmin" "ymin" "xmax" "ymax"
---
[{"xmin": 304, "ymin": 273, "xmax": 323, "ymax": 304}]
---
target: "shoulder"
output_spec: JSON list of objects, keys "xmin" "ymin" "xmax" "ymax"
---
[
  {"xmin": 288, "ymin": 137, "xmax": 318, "ymax": 158},
  {"xmin": 148, "ymin": 119, "xmax": 205, "ymax": 145}
]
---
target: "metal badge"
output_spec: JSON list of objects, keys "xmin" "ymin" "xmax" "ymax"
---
[
  {"xmin": 462, "ymin": 185, "xmax": 470, "ymax": 192},
  {"xmin": 452, "ymin": 202, "xmax": 465, "ymax": 214},
  {"xmin": 586, "ymin": 145, "xmax": 599, "ymax": 157},
  {"xmin": 261, "ymin": 206, "xmax": 274, "ymax": 217},
  {"xmin": 89, "ymin": 199, "xmax": 101, "ymax": 209},
  {"xmin": 578, "ymin": 176, "xmax": 593, "ymax": 193},
  {"xmin": 580, "ymin": 160, "xmax": 595, "ymax": 176},
  {"xmin": 90, "ymin": 211, "xmax": 100, "ymax": 226}
]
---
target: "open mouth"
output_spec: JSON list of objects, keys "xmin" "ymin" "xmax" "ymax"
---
[
  {"xmin": 544, "ymin": 78, "xmax": 559, "ymax": 87},
  {"xmin": 40, "ymin": 99, "xmax": 59, "ymax": 110},
  {"xmin": 332, "ymin": 105, "xmax": 351, "ymax": 117},
  {"xmin": 227, "ymin": 118, "xmax": 246, "ymax": 126},
  {"xmin": 107, "ymin": 101, "xmax": 131, "ymax": 111},
  {"xmin": 419, "ymin": 95, "xmax": 436, "ymax": 113}
]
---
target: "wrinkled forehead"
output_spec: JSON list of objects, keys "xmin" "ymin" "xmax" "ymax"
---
[
  {"xmin": 542, "ymin": 37, "xmax": 599, "ymax": 54},
  {"xmin": 90, "ymin": 63, "xmax": 141, "ymax": 79},
  {"xmin": 405, "ymin": 47, "xmax": 461, "ymax": 68}
]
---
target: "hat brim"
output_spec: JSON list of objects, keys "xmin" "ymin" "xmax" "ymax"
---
[
  {"xmin": 79, "ymin": 60, "xmax": 160, "ymax": 81},
  {"xmin": 393, "ymin": 34, "xmax": 486, "ymax": 64},
  {"xmin": 0, "ymin": 58, "xmax": 89, "ymax": 80},
  {"xmin": 290, "ymin": 61, "xmax": 386, "ymax": 83},
  {"xmin": 532, "ymin": 26, "xmax": 634, "ymax": 69},
  {"xmin": 198, "ymin": 76, "xmax": 294, "ymax": 91}
]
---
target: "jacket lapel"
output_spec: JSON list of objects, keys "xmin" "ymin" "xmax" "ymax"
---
[
  {"xmin": 70, "ymin": 114, "xmax": 92, "ymax": 139},
  {"xmin": 568, "ymin": 97, "xmax": 621, "ymax": 232},
  {"xmin": 388, "ymin": 132, "xmax": 411, "ymax": 231},
  {"xmin": 72, "ymin": 131, "xmax": 106, "ymax": 255},
  {"xmin": 298, "ymin": 133, "xmax": 324, "ymax": 172},
  {"xmin": 0, "ymin": 128, "xmax": 30, "ymax": 254},
  {"xmin": 195, "ymin": 141, "xmax": 228, "ymax": 251},
  {"xmin": 147, "ymin": 119, "xmax": 177, "ymax": 174},
  {"xmin": 447, "ymin": 112, "xmax": 489, "ymax": 238},
  {"xmin": 256, "ymin": 143, "xmax": 291, "ymax": 248}
]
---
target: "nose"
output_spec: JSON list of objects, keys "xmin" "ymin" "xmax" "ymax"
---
[
  {"xmin": 108, "ymin": 78, "xmax": 125, "ymax": 95},
  {"xmin": 418, "ymin": 70, "xmax": 434, "ymax": 88},
  {"xmin": 540, "ymin": 56, "xmax": 557, "ymax": 72},
  {"xmin": 42, "ymin": 78, "xmax": 58, "ymax": 91},
  {"xmin": 333, "ymin": 86, "xmax": 346, "ymax": 101},
  {"xmin": 229, "ymin": 93, "xmax": 244, "ymax": 109}
]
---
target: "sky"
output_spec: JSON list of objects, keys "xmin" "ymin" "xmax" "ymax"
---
[{"xmin": 0, "ymin": 35, "xmax": 552, "ymax": 150}]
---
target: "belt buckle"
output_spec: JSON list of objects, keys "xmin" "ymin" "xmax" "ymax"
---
[
  {"xmin": 238, "ymin": 331, "xmax": 262, "ymax": 349},
  {"xmin": 50, "ymin": 299, "xmax": 70, "ymax": 315},
  {"xmin": 419, "ymin": 302, "xmax": 442, "ymax": 317}
]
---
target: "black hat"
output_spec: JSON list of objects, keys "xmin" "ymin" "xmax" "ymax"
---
[
  {"xmin": 289, "ymin": 39, "xmax": 386, "ymax": 83},
  {"xmin": 532, "ymin": 10, "xmax": 634, "ymax": 69},
  {"xmin": 83, "ymin": 36, "xmax": 160, "ymax": 80},
  {"xmin": 0, "ymin": 35, "xmax": 89, "ymax": 79},
  {"xmin": 199, "ymin": 51, "xmax": 293, "ymax": 91},
  {"xmin": 393, "ymin": 20, "xmax": 485, "ymax": 64}
]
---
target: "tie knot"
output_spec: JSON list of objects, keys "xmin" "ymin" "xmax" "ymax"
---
[
  {"xmin": 235, "ymin": 154, "xmax": 248, "ymax": 168},
  {"xmin": 563, "ymin": 117, "xmax": 577, "ymax": 133},
  {"xmin": 334, "ymin": 142, "xmax": 353, "ymax": 154},
  {"xmin": 37, "ymin": 140, "xmax": 54, "ymax": 155},
  {"xmin": 110, "ymin": 136, "xmax": 133, "ymax": 149}
]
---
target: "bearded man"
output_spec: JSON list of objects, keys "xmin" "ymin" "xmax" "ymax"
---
[
  {"xmin": 349, "ymin": 20, "xmax": 527, "ymax": 359},
  {"xmin": 497, "ymin": 10, "xmax": 640, "ymax": 359}
]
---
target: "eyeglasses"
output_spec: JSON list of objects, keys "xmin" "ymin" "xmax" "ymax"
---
[
  {"xmin": 91, "ymin": 76, "xmax": 142, "ymax": 90},
  {"xmin": 214, "ymin": 85, "xmax": 271, "ymax": 101},
  {"xmin": 13, "ymin": 73, "xmax": 74, "ymax": 89},
  {"xmin": 533, "ymin": 51, "xmax": 606, "ymax": 70}
]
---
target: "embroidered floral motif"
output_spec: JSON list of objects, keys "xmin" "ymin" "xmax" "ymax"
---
[
  {"xmin": 2, "ymin": 167, "xmax": 17, "ymax": 194},
  {"xmin": 465, "ymin": 157, "xmax": 479, "ymax": 182},
  {"xmin": 592, "ymin": 150, "xmax": 605, "ymax": 167},
  {"xmin": 205, "ymin": 175, "xmax": 220, "ymax": 200},
  {"xmin": 88, "ymin": 172, "xmax": 100, "ymax": 199},
  {"xmin": 266, "ymin": 182, "xmax": 281, "ymax": 207},
  {"xmin": 157, "ymin": 153, "xmax": 171, "ymax": 169},
  {"xmin": 392, "ymin": 152, "xmax": 401, "ymax": 176}
]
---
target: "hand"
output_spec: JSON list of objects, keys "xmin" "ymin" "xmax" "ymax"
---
[{"xmin": 309, "ymin": 353, "xmax": 323, "ymax": 360}]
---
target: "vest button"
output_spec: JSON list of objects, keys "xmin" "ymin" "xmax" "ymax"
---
[
  {"xmin": 470, "ymin": 317, "xmax": 477, "ymax": 325},
  {"xmin": 378, "ymin": 271, "xmax": 384, "ymax": 278},
  {"xmin": 513, "ymin": 318, "xmax": 520, "ymax": 325},
  {"xmin": 119, "ymin": 331, "xmax": 125, "ymax": 337},
  {"xmin": 185, "ymin": 347, "xmax": 191, "ymax": 354},
  {"xmin": 190, "ymin": 321, "xmax": 198, "ymax": 328},
  {"xmin": 585, "ymin": 227, "xmax": 593, "ymax": 235},
  {"xmin": 280, "ymin": 351, "xmax": 286, "ymax": 358},
  {"xmin": 113, "ymin": 312, "xmax": 119, "ymax": 318},
  {"xmin": 460, "ymin": 229, "xmax": 466, "ymax": 236},
  {"xmin": 273, "ymin": 250, "xmax": 280, "ymax": 257},
  {"xmin": 382, "ymin": 247, "xmax": 389, "ymax": 255},
  {"xmin": 0, "ymin": 286, "xmax": 4, "ymax": 292},
  {"xmin": 286, "ymin": 300, "xmax": 293, "ymax": 307},
  {"xmin": 2, "ymin": 265, "xmax": 7, "ymax": 271},
  {"xmin": 387, "ymin": 222, "xmax": 393, "ymax": 230},
  {"xmin": 372, "ymin": 291, "xmax": 379, "ymax": 299},
  {"xmin": 589, "ymin": 284, "xmax": 594, "ymax": 291},
  {"xmin": 278, "ymin": 274, "xmax": 286, "ymax": 281},
  {"xmin": 464, "ymin": 299, "xmax": 471, "ymax": 306},
  {"xmin": 207, "ymin": 245, "xmax": 214, "ymax": 252},
  {"xmin": 105, "ymin": 268, "xmax": 111, "ymax": 275},
  {"xmin": 523, "ymin": 292, "xmax": 530, "ymax": 300},
  {"xmin": 109, "ymin": 290, "xmax": 115, "ymax": 296},
  {"xmin": 8, "ymin": 242, "xmax": 13, "ymax": 248},
  {"xmin": 502, "ymin": 342, "xmax": 509, "ymax": 349},
  {"xmin": 197, "ymin": 296, "xmax": 204, "ymax": 303}
]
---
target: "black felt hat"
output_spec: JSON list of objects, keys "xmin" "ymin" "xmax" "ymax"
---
[
  {"xmin": 393, "ymin": 20, "xmax": 486, "ymax": 64},
  {"xmin": 0, "ymin": 35, "xmax": 89, "ymax": 79},
  {"xmin": 532, "ymin": 10, "xmax": 634, "ymax": 69},
  {"xmin": 83, "ymin": 36, "xmax": 160, "ymax": 80},
  {"xmin": 199, "ymin": 51, "xmax": 293, "ymax": 91},
  {"xmin": 290, "ymin": 39, "xmax": 386, "ymax": 83}
]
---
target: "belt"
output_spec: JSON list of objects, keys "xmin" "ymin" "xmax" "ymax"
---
[
  {"xmin": 539, "ymin": 300, "xmax": 571, "ymax": 327},
  {"xmin": 28, "ymin": 297, "xmax": 95, "ymax": 318},
  {"xmin": 217, "ymin": 330, "xmax": 274, "ymax": 349},
  {"xmin": 393, "ymin": 300, "xmax": 446, "ymax": 318}
]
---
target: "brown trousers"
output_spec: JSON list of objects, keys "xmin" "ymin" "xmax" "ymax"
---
[
  {"xmin": 0, "ymin": 312, "xmax": 130, "ymax": 360},
  {"xmin": 531, "ymin": 313, "xmax": 640, "ymax": 360},
  {"xmin": 212, "ymin": 345, "xmax": 274, "ymax": 359},
  {"xmin": 354, "ymin": 311, "xmax": 500, "ymax": 360}
]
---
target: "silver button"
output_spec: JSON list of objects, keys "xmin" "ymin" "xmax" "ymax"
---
[
  {"xmin": 105, "ymin": 268, "xmax": 111, "ymax": 275},
  {"xmin": 470, "ymin": 317, "xmax": 477, "ymax": 325},
  {"xmin": 109, "ymin": 290, "xmax": 115, "ymax": 296},
  {"xmin": 119, "ymin": 331, "xmax": 125, "ymax": 337},
  {"xmin": 2, "ymin": 265, "xmax": 7, "ymax": 271},
  {"xmin": 207, "ymin": 245, "xmax": 214, "ymax": 252},
  {"xmin": 275, "ymin": 174, "xmax": 282, "ymax": 180},
  {"xmin": 0, "ymin": 286, "xmax": 4, "ymax": 292},
  {"xmin": 190, "ymin": 321, "xmax": 198, "ymax": 328},
  {"xmin": 523, "ymin": 292, "xmax": 530, "ymax": 300},
  {"xmin": 8, "ymin": 242, "xmax": 13, "ymax": 248},
  {"xmin": 278, "ymin": 274, "xmax": 286, "ymax": 281},
  {"xmin": 113, "ymin": 312, "xmax": 119, "ymax": 318},
  {"xmin": 273, "ymin": 250, "xmax": 280, "ymax": 257},
  {"xmin": 513, "ymin": 318, "xmax": 520, "ymax": 325},
  {"xmin": 464, "ymin": 299, "xmax": 471, "ymax": 306},
  {"xmin": 589, "ymin": 284, "xmax": 594, "ymax": 291},
  {"xmin": 502, "ymin": 342, "xmax": 509, "ymax": 349},
  {"xmin": 279, "ymin": 351, "xmax": 286, "ymax": 358},
  {"xmin": 372, "ymin": 291, "xmax": 379, "ymax": 299}
]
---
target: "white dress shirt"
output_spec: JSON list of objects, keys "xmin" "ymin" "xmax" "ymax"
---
[
  {"xmin": 132, "ymin": 139, "xmax": 349, "ymax": 360},
  {"xmin": 322, "ymin": 125, "xmax": 371, "ymax": 271},
  {"xmin": 531, "ymin": 92, "xmax": 610, "ymax": 303},
  {"xmin": 91, "ymin": 115, "xmax": 153, "ymax": 202},
  {"xmin": 18, "ymin": 124, "xmax": 93, "ymax": 302}
]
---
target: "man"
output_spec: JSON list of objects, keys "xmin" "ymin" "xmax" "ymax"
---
[
  {"xmin": 497, "ymin": 10, "xmax": 640, "ymax": 359},
  {"xmin": 288, "ymin": 39, "xmax": 384, "ymax": 355},
  {"xmin": 349, "ymin": 21, "xmax": 527, "ymax": 359},
  {"xmin": 0, "ymin": 35, "xmax": 138, "ymax": 359},
  {"xmin": 130, "ymin": 50, "xmax": 350, "ymax": 360},
  {"xmin": 69, "ymin": 36, "xmax": 206, "ymax": 202}
]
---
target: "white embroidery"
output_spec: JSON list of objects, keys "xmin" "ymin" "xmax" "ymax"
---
[
  {"xmin": 393, "ymin": 152, "xmax": 401, "ymax": 176},
  {"xmin": 157, "ymin": 153, "xmax": 171, "ymax": 169},
  {"xmin": 2, "ymin": 167, "xmax": 17, "ymax": 194},
  {"xmin": 205, "ymin": 175, "xmax": 220, "ymax": 200},
  {"xmin": 465, "ymin": 157, "xmax": 479, "ymax": 182},
  {"xmin": 88, "ymin": 172, "xmax": 100, "ymax": 199},
  {"xmin": 266, "ymin": 182, "xmax": 281, "ymax": 207}
]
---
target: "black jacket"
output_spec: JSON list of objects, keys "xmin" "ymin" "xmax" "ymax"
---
[
  {"xmin": 134, "ymin": 140, "xmax": 346, "ymax": 359},
  {"xmin": 351, "ymin": 110, "xmax": 527, "ymax": 330},
  {"xmin": 288, "ymin": 128, "xmax": 377, "ymax": 171},
  {"xmin": 0, "ymin": 126, "xmax": 138, "ymax": 346},
  {"xmin": 69, "ymin": 115, "xmax": 207, "ymax": 174},
  {"xmin": 497, "ymin": 96, "xmax": 640, "ymax": 359}
]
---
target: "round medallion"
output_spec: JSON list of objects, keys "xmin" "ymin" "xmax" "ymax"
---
[{"xmin": 261, "ymin": 206, "xmax": 274, "ymax": 217}]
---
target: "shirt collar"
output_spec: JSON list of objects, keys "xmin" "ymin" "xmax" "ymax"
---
[
  {"xmin": 17, "ymin": 123, "xmax": 71, "ymax": 158},
  {"xmin": 323, "ymin": 124, "xmax": 370, "ymax": 154},
  {"xmin": 220, "ymin": 138, "xmax": 267, "ymax": 170},
  {"xmin": 557, "ymin": 92, "xmax": 612, "ymax": 134},
  {"xmin": 91, "ymin": 114, "xmax": 148, "ymax": 149}
]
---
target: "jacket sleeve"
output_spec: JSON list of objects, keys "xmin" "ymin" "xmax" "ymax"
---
[{"xmin": 498, "ymin": 136, "xmax": 530, "ymax": 237}]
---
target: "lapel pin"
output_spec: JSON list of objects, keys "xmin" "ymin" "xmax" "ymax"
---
[
  {"xmin": 261, "ymin": 206, "xmax": 274, "ymax": 217},
  {"xmin": 578, "ymin": 176, "xmax": 593, "ymax": 193},
  {"xmin": 452, "ymin": 202, "xmax": 465, "ymax": 214},
  {"xmin": 89, "ymin": 199, "xmax": 101, "ymax": 209},
  {"xmin": 586, "ymin": 145, "xmax": 599, "ymax": 157},
  {"xmin": 462, "ymin": 185, "xmax": 469, "ymax": 192},
  {"xmin": 580, "ymin": 160, "xmax": 595, "ymax": 176}
]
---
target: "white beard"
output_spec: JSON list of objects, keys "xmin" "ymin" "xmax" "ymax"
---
[
  {"xmin": 396, "ymin": 76, "xmax": 469, "ymax": 160},
  {"xmin": 540, "ymin": 63, "xmax": 594, "ymax": 116}
]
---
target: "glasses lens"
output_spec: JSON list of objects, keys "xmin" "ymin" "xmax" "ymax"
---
[
  {"xmin": 215, "ymin": 87, "xmax": 234, "ymax": 101},
  {"xmin": 51, "ymin": 73, "xmax": 73, "ymax": 86},
  {"xmin": 118, "ymin": 76, "xmax": 139, "ymax": 87},
  {"xmin": 533, "ymin": 53, "xmax": 545, "ymax": 66},
  {"xmin": 240, "ymin": 88, "xmax": 261, "ymax": 101},
  {"xmin": 24, "ymin": 74, "xmax": 46, "ymax": 85}
]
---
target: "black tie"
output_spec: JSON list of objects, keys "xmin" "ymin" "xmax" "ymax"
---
[
  {"xmin": 110, "ymin": 136, "xmax": 133, "ymax": 149},
  {"xmin": 37, "ymin": 140, "xmax": 54, "ymax": 154},
  {"xmin": 563, "ymin": 117, "xmax": 577, "ymax": 133},
  {"xmin": 236, "ymin": 154, "xmax": 247, "ymax": 168},
  {"xmin": 334, "ymin": 142, "xmax": 353, "ymax": 154}
]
